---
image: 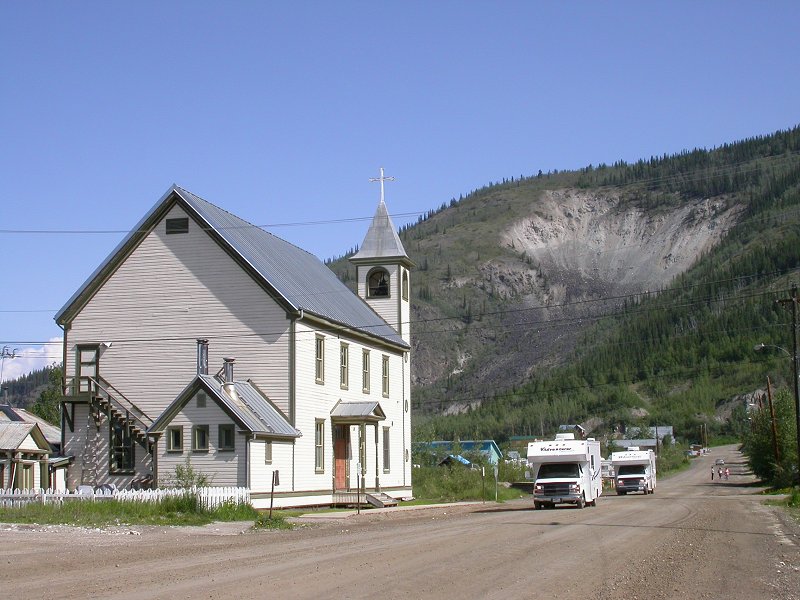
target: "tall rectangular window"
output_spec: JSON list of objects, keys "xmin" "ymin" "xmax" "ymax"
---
[
  {"xmin": 340, "ymin": 343, "xmax": 349, "ymax": 389},
  {"xmin": 383, "ymin": 426, "xmax": 391, "ymax": 472},
  {"xmin": 264, "ymin": 441, "xmax": 273, "ymax": 464},
  {"xmin": 382, "ymin": 355, "xmax": 390, "ymax": 397},
  {"xmin": 362, "ymin": 350, "xmax": 370, "ymax": 393},
  {"xmin": 315, "ymin": 420, "xmax": 325, "ymax": 473},
  {"xmin": 315, "ymin": 335, "xmax": 325, "ymax": 384}
]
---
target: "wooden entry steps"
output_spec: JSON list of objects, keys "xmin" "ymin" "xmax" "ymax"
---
[{"xmin": 332, "ymin": 491, "xmax": 398, "ymax": 509}]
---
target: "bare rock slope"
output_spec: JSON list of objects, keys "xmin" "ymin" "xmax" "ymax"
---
[{"xmin": 414, "ymin": 188, "xmax": 743, "ymax": 411}]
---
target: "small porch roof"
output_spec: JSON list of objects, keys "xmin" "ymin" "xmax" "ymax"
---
[{"xmin": 330, "ymin": 400, "xmax": 386, "ymax": 423}]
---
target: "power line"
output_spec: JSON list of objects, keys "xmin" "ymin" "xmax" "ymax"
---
[
  {"xmin": 0, "ymin": 211, "xmax": 427, "ymax": 236},
  {"xmin": 2, "ymin": 147, "xmax": 798, "ymax": 238}
]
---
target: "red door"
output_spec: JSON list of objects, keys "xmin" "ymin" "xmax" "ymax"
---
[{"xmin": 334, "ymin": 426, "xmax": 349, "ymax": 490}]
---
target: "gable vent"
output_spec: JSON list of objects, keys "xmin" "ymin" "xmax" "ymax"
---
[{"xmin": 166, "ymin": 217, "xmax": 189, "ymax": 234}]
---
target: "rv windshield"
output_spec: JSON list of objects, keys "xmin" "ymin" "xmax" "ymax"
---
[
  {"xmin": 537, "ymin": 463, "xmax": 580, "ymax": 479},
  {"xmin": 618, "ymin": 465, "xmax": 645, "ymax": 476}
]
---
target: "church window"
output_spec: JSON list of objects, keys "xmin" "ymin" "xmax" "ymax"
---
[
  {"xmin": 367, "ymin": 268, "xmax": 390, "ymax": 298},
  {"xmin": 315, "ymin": 420, "xmax": 325, "ymax": 473},
  {"xmin": 362, "ymin": 350, "xmax": 370, "ymax": 393},
  {"xmin": 383, "ymin": 426, "xmax": 391, "ymax": 472},
  {"xmin": 315, "ymin": 335, "xmax": 325, "ymax": 384},
  {"xmin": 382, "ymin": 355, "xmax": 390, "ymax": 397},
  {"xmin": 340, "ymin": 343, "xmax": 349, "ymax": 389},
  {"xmin": 402, "ymin": 270, "xmax": 409, "ymax": 301},
  {"xmin": 264, "ymin": 441, "xmax": 272, "ymax": 464}
]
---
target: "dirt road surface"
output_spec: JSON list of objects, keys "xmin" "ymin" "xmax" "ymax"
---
[{"xmin": 2, "ymin": 445, "xmax": 799, "ymax": 599}]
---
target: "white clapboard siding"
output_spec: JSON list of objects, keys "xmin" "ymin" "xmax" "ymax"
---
[
  {"xmin": 248, "ymin": 439, "xmax": 294, "ymax": 493},
  {"xmin": 155, "ymin": 393, "xmax": 247, "ymax": 488},
  {"xmin": 65, "ymin": 205, "xmax": 291, "ymax": 419}
]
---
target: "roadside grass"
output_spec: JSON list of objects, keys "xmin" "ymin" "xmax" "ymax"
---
[
  {"xmin": 411, "ymin": 465, "xmax": 526, "ymax": 503},
  {"xmin": 0, "ymin": 495, "xmax": 273, "ymax": 528},
  {"xmin": 764, "ymin": 486, "xmax": 800, "ymax": 524},
  {"xmin": 253, "ymin": 511, "xmax": 294, "ymax": 530}
]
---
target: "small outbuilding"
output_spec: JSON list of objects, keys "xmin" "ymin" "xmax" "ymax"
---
[
  {"xmin": 0, "ymin": 422, "xmax": 51, "ymax": 489},
  {"xmin": 415, "ymin": 440, "xmax": 503, "ymax": 465}
]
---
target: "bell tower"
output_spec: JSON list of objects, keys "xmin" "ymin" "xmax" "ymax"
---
[{"xmin": 350, "ymin": 168, "xmax": 413, "ymax": 345}]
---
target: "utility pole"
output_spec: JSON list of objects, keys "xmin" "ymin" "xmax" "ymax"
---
[
  {"xmin": 0, "ymin": 346, "xmax": 19, "ymax": 390},
  {"xmin": 766, "ymin": 377, "xmax": 780, "ymax": 464},
  {"xmin": 777, "ymin": 284, "xmax": 800, "ymax": 484}
]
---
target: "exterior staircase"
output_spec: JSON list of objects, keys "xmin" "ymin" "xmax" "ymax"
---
[{"xmin": 78, "ymin": 377, "xmax": 153, "ymax": 486}]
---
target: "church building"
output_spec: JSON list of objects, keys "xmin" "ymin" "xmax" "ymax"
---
[{"xmin": 55, "ymin": 178, "xmax": 412, "ymax": 507}]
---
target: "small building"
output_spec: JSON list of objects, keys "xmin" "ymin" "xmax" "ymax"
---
[
  {"xmin": 415, "ymin": 440, "xmax": 503, "ymax": 465},
  {"xmin": 0, "ymin": 404, "xmax": 68, "ymax": 489},
  {"xmin": 0, "ymin": 422, "xmax": 51, "ymax": 489}
]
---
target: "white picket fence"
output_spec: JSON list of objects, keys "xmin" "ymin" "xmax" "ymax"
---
[{"xmin": 0, "ymin": 486, "xmax": 250, "ymax": 510}]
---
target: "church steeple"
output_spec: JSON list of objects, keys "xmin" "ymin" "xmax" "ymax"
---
[
  {"xmin": 351, "ymin": 167, "xmax": 410, "ymax": 263},
  {"xmin": 350, "ymin": 197, "xmax": 409, "ymax": 263},
  {"xmin": 350, "ymin": 168, "xmax": 413, "ymax": 343}
]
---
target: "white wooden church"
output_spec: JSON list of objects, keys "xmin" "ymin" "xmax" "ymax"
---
[{"xmin": 56, "ymin": 178, "xmax": 413, "ymax": 507}]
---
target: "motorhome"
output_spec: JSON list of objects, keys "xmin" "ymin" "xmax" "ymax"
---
[
  {"xmin": 611, "ymin": 448, "xmax": 657, "ymax": 495},
  {"xmin": 527, "ymin": 433, "xmax": 602, "ymax": 509}
]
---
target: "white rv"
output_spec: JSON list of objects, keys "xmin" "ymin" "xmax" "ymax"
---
[
  {"xmin": 527, "ymin": 433, "xmax": 602, "ymax": 509},
  {"xmin": 611, "ymin": 448, "xmax": 657, "ymax": 495}
]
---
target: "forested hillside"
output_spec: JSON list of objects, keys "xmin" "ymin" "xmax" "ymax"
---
[
  {"xmin": 1, "ymin": 366, "xmax": 53, "ymax": 407},
  {"xmin": 330, "ymin": 126, "xmax": 800, "ymax": 443}
]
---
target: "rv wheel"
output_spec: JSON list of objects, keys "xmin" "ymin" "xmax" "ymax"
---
[{"xmin": 577, "ymin": 495, "xmax": 585, "ymax": 509}]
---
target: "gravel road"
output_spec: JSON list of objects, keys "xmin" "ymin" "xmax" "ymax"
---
[{"xmin": 2, "ymin": 445, "xmax": 798, "ymax": 599}]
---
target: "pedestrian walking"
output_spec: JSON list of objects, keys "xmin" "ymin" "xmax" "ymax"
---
[
  {"xmin": 718, "ymin": 467, "xmax": 723, "ymax": 480},
  {"xmin": 725, "ymin": 467, "xmax": 730, "ymax": 480},
  {"xmin": 711, "ymin": 466, "xmax": 714, "ymax": 481}
]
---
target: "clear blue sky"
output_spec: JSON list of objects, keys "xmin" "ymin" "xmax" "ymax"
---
[{"xmin": 1, "ymin": 1, "xmax": 798, "ymax": 381}]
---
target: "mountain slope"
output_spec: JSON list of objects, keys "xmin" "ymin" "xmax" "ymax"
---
[{"xmin": 329, "ymin": 126, "xmax": 800, "ymax": 440}]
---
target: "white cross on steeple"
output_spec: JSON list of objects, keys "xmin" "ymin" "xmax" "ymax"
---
[{"xmin": 369, "ymin": 167, "xmax": 395, "ymax": 203}]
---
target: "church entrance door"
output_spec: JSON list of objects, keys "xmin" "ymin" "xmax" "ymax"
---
[{"xmin": 333, "ymin": 425, "xmax": 349, "ymax": 490}]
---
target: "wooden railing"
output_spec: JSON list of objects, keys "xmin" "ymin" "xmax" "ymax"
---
[{"xmin": 64, "ymin": 375, "xmax": 153, "ymax": 433}]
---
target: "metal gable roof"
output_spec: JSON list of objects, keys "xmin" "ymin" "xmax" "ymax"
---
[
  {"xmin": 0, "ymin": 405, "xmax": 61, "ymax": 447},
  {"xmin": 330, "ymin": 400, "xmax": 386, "ymax": 421},
  {"xmin": 56, "ymin": 185, "xmax": 408, "ymax": 349},
  {"xmin": 149, "ymin": 375, "xmax": 300, "ymax": 439},
  {"xmin": 175, "ymin": 188, "xmax": 407, "ymax": 347},
  {"xmin": 0, "ymin": 422, "xmax": 49, "ymax": 451}
]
